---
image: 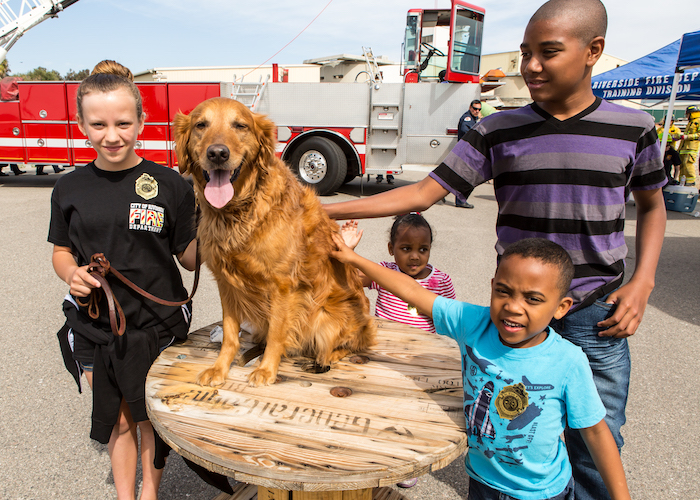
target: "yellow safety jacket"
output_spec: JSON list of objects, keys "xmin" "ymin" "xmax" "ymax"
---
[
  {"xmin": 679, "ymin": 118, "xmax": 700, "ymax": 155},
  {"xmin": 659, "ymin": 124, "xmax": 681, "ymax": 149}
]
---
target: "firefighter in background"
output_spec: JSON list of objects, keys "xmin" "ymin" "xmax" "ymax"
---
[
  {"xmin": 658, "ymin": 117, "xmax": 681, "ymax": 151},
  {"xmin": 677, "ymin": 105, "xmax": 700, "ymax": 185}
]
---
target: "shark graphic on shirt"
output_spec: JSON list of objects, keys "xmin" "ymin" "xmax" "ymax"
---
[{"xmin": 465, "ymin": 345, "xmax": 494, "ymax": 375}]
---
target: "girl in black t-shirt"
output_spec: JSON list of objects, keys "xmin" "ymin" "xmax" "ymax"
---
[{"xmin": 49, "ymin": 60, "xmax": 197, "ymax": 500}]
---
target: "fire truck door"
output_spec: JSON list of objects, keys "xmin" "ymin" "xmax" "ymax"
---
[
  {"xmin": 138, "ymin": 84, "xmax": 169, "ymax": 166},
  {"xmin": 0, "ymin": 100, "xmax": 25, "ymax": 163},
  {"xmin": 66, "ymin": 82, "xmax": 96, "ymax": 166},
  {"xmin": 20, "ymin": 82, "xmax": 70, "ymax": 164},
  {"xmin": 166, "ymin": 83, "xmax": 221, "ymax": 168}
]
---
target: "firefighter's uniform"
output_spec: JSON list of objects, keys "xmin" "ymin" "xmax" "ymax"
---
[
  {"xmin": 679, "ymin": 105, "xmax": 700, "ymax": 185},
  {"xmin": 658, "ymin": 121, "xmax": 681, "ymax": 151}
]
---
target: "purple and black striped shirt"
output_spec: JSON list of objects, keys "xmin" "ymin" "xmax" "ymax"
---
[{"xmin": 431, "ymin": 98, "xmax": 666, "ymax": 306}]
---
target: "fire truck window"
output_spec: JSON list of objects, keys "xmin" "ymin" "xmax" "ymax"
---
[
  {"xmin": 451, "ymin": 8, "xmax": 483, "ymax": 75},
  {"xmin": 404, "ymin": 14, "xmax": 420, "ymax": 67}
]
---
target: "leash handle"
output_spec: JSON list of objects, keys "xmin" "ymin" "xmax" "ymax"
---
[
  {"xmin": 78, "ymin": 272, "xmax": 127, "ymax": 336},
  {"xmin": 76, "ymin": 248, "xmax": 201, "ymax": 337}
]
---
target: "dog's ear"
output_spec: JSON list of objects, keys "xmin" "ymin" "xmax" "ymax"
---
[
  {"xmin": 173, "ymin": 111, "xmax": 192, "ymax": 175},
  {"xmin": 253, "ymin": 112, "xmax": 277, "ymax": 168}
]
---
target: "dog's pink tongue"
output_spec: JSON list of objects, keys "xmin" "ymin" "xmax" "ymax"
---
[{"xmin": 204, "ymin": 170, "xmax": 234, "ymax": 209}]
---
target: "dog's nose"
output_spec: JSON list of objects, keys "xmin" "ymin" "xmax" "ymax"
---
[{"xmin": 206, "ymin": 144, "xmax": 230, "ymax": 165}]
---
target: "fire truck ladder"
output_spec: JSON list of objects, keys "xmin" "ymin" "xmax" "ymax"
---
[
  {"xmin": 0, "ymin": 0, "xmax": 80, "ymax": 63},
  {"xmin": 362, "ymin": 46, "xmax": 383, "ymax": 84},
  {"xmin": 229, "ymin": 75, "xmax": 269, "ymax": 111}
]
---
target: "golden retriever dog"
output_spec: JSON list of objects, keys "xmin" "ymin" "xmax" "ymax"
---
[{"xmin": 174, "ymin": 98, "xmax": 376, "ymax": 387}]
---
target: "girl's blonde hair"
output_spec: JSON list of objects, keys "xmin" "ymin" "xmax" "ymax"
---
[{"xmin": 76, "ymin": 60, "xmax": 143, "ymax": 121}]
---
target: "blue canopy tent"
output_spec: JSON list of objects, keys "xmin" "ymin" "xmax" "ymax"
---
[
  {"xmin": 592, "ymin": 36, "xmax": 700, "ymax": 101},
  {"xmin": 592, "ymin": 30, "xmax": 700, "ymax": 150},
  {"xmin": 677, "ymin": 30, "xmax": 700, "ymax": 72}
]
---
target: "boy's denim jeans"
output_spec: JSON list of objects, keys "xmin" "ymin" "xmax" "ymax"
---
[
  {"xmin": 468, "ymin": 477, "xmax": 574, "ymax": 500},
  {"xmin": 550, "ymin": 295, "xmax": 630, "ymax": 500}
]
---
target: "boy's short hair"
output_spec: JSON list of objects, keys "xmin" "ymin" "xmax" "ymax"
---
[
  {"xmin": 530, "ymin": 0, "xmax": 607, "ymax": 44},
  {"xmin": 501, "ymin": 238, "xmax": 574, "ymax": 297}
]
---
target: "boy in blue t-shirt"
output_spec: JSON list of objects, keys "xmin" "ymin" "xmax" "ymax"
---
[{"xmin": 331, "ymin": 235, "xmax": 631, "ymax": 500}]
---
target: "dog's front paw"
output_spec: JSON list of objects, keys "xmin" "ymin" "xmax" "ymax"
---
[
  {"xmin": 196, "ymin": 366, "xmax": 228, "ymax": 387},
  {"xmin": 247, "ymin": 367, "xmax": 278, "ymax": 387}
]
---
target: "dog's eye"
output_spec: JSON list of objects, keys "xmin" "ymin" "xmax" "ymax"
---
[
  {"xmin": 195, "ymin": 121, "xmax": 207, "ymax": 130},
  {"xmin": 233, "ymin": 122, "xmax": 248, "ymax": 130}
]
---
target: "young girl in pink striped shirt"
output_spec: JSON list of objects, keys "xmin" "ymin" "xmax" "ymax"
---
[
  {"xmin": 342, "ymin": 213, "xmax": 456, "ymax": 334},
  {"xmin": 342, "ymin": 213, "xmax": 455, "ymax": 488}
]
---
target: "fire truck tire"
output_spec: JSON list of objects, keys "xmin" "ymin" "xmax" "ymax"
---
[
  {"xmin": 343, "ymin": 171, "xmax": 358, "ymax": 185},
  {"xmin": 289, "ymin": 137, "xmax": 347, "ymax": 195}
]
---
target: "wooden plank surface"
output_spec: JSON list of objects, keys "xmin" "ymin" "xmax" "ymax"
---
[
  {"xmin": 213, "ymin": 485, "xmax": 407, "ymax": 500},
  {"xmin": 146, "ymin": 319, "xmax": 467, "ymax": 492}
]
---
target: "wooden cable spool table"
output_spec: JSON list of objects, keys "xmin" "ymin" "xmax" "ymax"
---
[{"xmin": 146, "ymin": 318, "xmax": 467, "ymax": 500}]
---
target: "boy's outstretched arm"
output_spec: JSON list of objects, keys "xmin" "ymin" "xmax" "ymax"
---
[
  {"xmin": 579, "ymin": 420, "xmax": 631, "ymax": 500},
  {"xmin": 330, "ymin": 233, "xmax": 437, "ymax": 317},
  {"xmin": 324, "ymin": 175, "xmax": 449, "ymax": 220},
  {"xmin": 598, "ymin": 187, "xmax": 666, "ymax": 337}
]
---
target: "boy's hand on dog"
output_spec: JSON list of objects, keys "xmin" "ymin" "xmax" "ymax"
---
[{"xmin": 339, "ymin": 220, "xmax": 363, "ymax": 250}]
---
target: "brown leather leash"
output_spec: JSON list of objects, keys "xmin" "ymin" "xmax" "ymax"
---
[{"xmin": 76, "ymin": 249, "xmax": 201, "ymax": 337}]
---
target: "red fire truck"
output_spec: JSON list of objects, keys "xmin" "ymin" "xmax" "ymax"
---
[
  {"xmin": 0, "ymin": 81, "xmax": 221, "ymax": 170},
  {"xmin": 0, "ymin": 0, "xmax": 485, "ymax": 195}
]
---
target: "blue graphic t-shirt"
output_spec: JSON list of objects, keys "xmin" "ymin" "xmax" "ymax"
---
[{"xmin": 432, "ymin": 297, "xmax": 606, "ymax": 499}]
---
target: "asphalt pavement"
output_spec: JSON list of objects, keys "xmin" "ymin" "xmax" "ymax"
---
[{"xmin": 0, "ymin": 168, "xmax": 697, "ymax": 499}]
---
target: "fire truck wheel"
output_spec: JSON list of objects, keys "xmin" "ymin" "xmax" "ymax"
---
[
  {"xmin": 289, "ymin": 137, "xmax": 347, "ymax": 195},
  {"xmin": 343, "ymin": 171, "xmax": 358, "ymax": 185}
]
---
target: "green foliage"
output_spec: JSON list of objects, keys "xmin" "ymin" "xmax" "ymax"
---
[
  {"xmin": 13, "ymin": 66, "xmax": 62, "ymax": 81},
  {"xmin": 7, "ymin": 63, "xmax": 90, "ymax": 81},
  {"xmin": 64, "ymin": 68, "xmax": 90, "ymax": 81}
]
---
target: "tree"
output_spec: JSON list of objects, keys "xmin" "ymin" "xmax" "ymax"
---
[
  {"xmin": 14, "ymin": 66, "xmax": 61, "ymax": 81},
  {"xmin": 64, "ymin": 68, "xmax": 89, "ymax": 81},
  {"xmin": 3, "ymin": 62, "xmax": 89, "ymax": 81}
]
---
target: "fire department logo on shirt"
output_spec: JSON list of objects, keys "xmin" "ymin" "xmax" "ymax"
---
[
  {"xmin": 129, "ymin": 202, "xmax": 164, "ymax": 233},
  {"xmin": 135, "ymin": 173, "xmax": 158, "ymax": 200}
]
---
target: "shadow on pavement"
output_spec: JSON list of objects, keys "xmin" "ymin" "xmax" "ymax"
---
[
  {"xmin": 0, "ymin": 168, "xmax": 73, "ymax": 188},
  {"xmin": 643, "ymin": 232, "xmax": 700, "ymax": 325},
  {"xmin": 333, "ymin": 175, "xmax": 413, "ymax": 199},
  {"xmin": 624, "ymin": 202, "xmax": 700, "ymax": 324}
]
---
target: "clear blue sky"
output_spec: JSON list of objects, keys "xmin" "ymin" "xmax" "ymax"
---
[{"xmin": 5, "ymin": 0, "xmax": 698, "ymax": 76}]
